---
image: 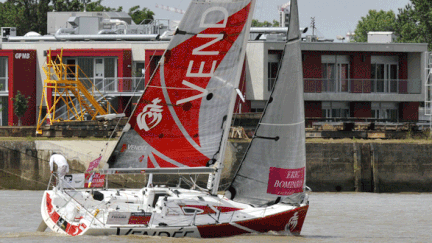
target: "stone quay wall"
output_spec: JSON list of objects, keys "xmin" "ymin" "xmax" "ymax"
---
[{"xmin": 0, "ymin": 140, "xmax": 431, "ymax": 192}]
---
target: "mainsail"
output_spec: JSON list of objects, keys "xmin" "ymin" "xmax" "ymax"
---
[
  {"xmin": 229, "ymin": 0, "xmax": 306, "ymax": 206},
  {"xmin": 108, "ymin": 0, "xmax": 255, "ymax": 169}
]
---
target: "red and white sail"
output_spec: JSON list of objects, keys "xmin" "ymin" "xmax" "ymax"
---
[{"xmin": 108, "ymin": 0, "xmax": 255, "ymax": 169}]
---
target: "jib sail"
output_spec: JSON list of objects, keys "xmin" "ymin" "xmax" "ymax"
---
[{"xmin": 228, "ymin": 0, "xmax": 307, "ymax": 206}]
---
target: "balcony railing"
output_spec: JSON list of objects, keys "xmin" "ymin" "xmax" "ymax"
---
[
  {"xmin": 304, "ymin": 78, "xmax": 421, "ymax": 94},
  {"xmin": 75, "ymin": 77, "xmax": 146, "ymax": 93}
]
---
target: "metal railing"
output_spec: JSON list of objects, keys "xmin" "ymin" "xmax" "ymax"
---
[
  {"xmin": 303, "ymin": 78, "xmax": 421, "ymax": 94},
  {"xmin": 72, "ymin": 77, "xmax": 146, "ymax": 93},
  {"xmin": 52, "ymin": 77, "xmax": 144, "ymax": 119}
]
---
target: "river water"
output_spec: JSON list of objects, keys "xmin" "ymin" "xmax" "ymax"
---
[{"xmin": 0, "ymin": 191, "xmax": 431, "ymax": 243}]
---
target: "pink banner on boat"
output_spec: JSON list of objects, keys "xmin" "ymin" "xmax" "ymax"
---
[
  {"xmin": 267, "ymin": 167, "xmax": 305, "ymax": 195},
  {"xmin": 86, "ymin": 156, "xmax": 102, "ymax": 172}
]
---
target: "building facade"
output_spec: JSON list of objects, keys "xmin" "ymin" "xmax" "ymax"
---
[
  {"xmin": 246, "ymin": 41, "xmax": 427, "ymax": 125},
  {"xmin": 0, "ymin": 33, "xmax": 427, "ymax": 126}
]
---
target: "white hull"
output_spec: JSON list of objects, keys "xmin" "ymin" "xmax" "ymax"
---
[{"xmin": 41, "ymin": 187, "xmax": 308, "ymax": 238}]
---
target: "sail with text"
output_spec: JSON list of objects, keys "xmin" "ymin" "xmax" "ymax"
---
[
  {"xmin": 108, "ymin": 0, "xmax": 255, "ymax": 169},
  {"xmin": 228, "ymin": 0, "xmax": 307, "ymax": 206}
]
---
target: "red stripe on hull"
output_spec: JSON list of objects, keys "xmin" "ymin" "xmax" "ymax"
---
[
  {"xmin": 197, "ymin": 223, "xmax": 250, "ymax": 238},
  {"xmin": 197, "ymin": 205, "xmax": 308, "ymax": 238}
]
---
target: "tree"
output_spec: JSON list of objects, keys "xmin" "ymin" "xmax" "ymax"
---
[
  {"xmin": 12, "ymin": 90, "xmax": 30, "ymax": 126},
  {"xmin": 128, "ymin": 6, "xmax": 154, "ymax": 25},
  {"xmin": 0, "ymin": 0, "xmax": 122, "ymax": 36},
  {"xmin": 395, "ymin": 0, "xmax": 432, "ymax": 49},
  {"xmin": 353, "ymin": 1, "xmax": 432, "ymax": 49},
  {"xmin": 353, "ymin": 10, "xmax": 396, "ymax": 42},
  {"xmin": 251, "ymin": 19, "xmax": 280, "ymax": 27},
  {"xmin": 394, "ymin": 4, "xmax": 422, "ymax": 44}
]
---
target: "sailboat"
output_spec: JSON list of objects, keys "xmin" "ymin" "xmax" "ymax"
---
[{"xmin": 40, "ymin": 0, "xmax": 309, "ymax": 238}]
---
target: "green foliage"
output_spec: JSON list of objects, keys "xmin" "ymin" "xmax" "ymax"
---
[
  {"xmin": 252, "ymin": 19, "xmax": 280, "ymax": 27},
  {"xmin": 0, "ymin": 0, "xmax": 49, "ymax": 36},
  {"xmin": 128, "ymin": 5, "xmax": 154, "ymax": 25},
  {"xmin": 12, "ymin": 90, "xmax": 30, "ymax": 126},
  {"xmin": 0, "ymin": 1, "xmax": 129, "ymax": 36},
  {"xmin": 353, "ymin": 10, "xmax": 396, "ymax": 42},
  {"xmin": 354, "ymin": 1, "xmax": 432, "ymax": 49},
  {"xmin": 395, "ymin": 0, "xmax": 432, "ymax": 49},
  {"xmin": 394, "ymin": 5, "xmax": 419, "ymax": 43},
  {"xmin": 51, "ymin": 0, "xmax": 119, "ymax": 12}
]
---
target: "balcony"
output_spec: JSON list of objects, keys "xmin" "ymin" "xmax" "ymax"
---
[{"xmin": 304, "ymin": 79, "xmax": 421, "ymax": 94}]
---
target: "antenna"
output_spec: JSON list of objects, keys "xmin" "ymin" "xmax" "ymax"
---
[{"xmin": 310, "ymin": 17, "xmax": 316, "ymax": 37}]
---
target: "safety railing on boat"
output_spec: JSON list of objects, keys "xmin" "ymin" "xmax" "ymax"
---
[{"xmin": 47, "ymin": 173, "xmax": 106, "ymax": 226}]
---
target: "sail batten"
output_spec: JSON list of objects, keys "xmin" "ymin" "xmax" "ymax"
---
[
  {"xmin": 229, "ymin": 0, "xmax": 307, "ymax": 206},
  {"xmin": 108, "ymin": 0, "xmax": 255, "ymax": 171}
]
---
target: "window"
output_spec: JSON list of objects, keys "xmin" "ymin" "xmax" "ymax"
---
[
  {"xmin": 322, "ymin": 102, "xmax": 350, "ymax": 120},
  {"xmin": 0, "ymin": 57, "xmax": 7, "ymax": 91},
  {"xmin": 322, "ymin": 63, "xmax": 336, "ymax": 92},
  {"xmin": 182, "ymin": 207, "xmax": 204, "ymax": 215},
  {"xmin": 267, "ymin": 52, "xmax": 282, "ymax": 91},
  {"xmin": 268, "ymin": 62, "xmax": 279, "ymax": 91},
  {"xmin": 251, "ymin": 101, "xmax": 266, "ymax": 113},
  {"xmin": 251, "ymin": 108, "xmax": 264, "ymax": 112},
  {"xmin": 0, "ymin": 97, "xmax": 8, "ymax": 126},
  {"xmin": 321, "ymin": 55, "xmax": 350, "ymax": 93},
  {"xmin": 372, "ymin": 102, "xmax": 399, "ymax": 121},
  {"xmin": 133, "ymin": 62, "xmax": 146, "ymax": 91},
  {"xmin": 371, "ymin": 56, "xmax": 398, "ymax": 93},
  {"xmin": 149, "ymin": 56, "xmax": 162, "ymax": 80},
  {"xmin": 65, "ymin": 58, "xmax": 77, "ymax": 79},
  {"xmin": 134, "ymin": 62, "xmax": 145, "ymax": 77}
]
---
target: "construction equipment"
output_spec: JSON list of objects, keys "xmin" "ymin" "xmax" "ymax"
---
[{"xmin": 36, "ymin": 49, "xmax": 117, "ymax": 134}]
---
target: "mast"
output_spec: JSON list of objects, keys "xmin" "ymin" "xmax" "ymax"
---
[{"xmin": 208, "ymin": 0, "xmax": 257, "ymax": 195}]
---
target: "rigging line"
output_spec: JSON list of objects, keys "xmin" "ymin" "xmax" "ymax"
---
[
  {"xmin": 236, "ymin": 174, "xmax": 267, "ymax": 184},
  {"xmin": 259, "ymin": 120, "xmax": 305, "ymax": 126}
]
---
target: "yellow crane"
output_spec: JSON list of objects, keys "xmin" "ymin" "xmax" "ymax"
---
[{"xmin": 36, "ymin": 49, "xmax": 117, "ymax": 134}]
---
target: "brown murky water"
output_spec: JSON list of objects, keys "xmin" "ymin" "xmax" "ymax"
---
[{"xmin": 0, "ymin": 191, "xmax": 431, "ymax": 242}]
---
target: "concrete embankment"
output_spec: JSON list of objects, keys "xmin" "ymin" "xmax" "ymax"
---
[{"xmin": 0, "ymin": 140, "xmax": 431, "ymax": 192}]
